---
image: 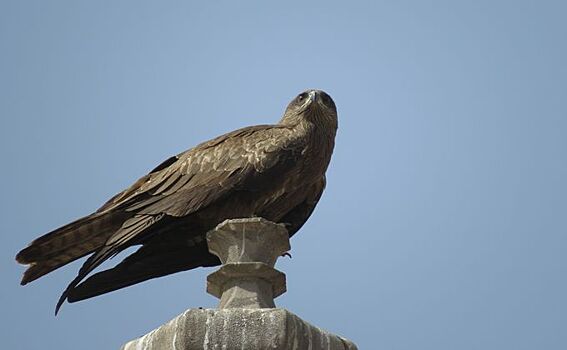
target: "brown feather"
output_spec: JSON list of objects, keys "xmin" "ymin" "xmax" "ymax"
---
[
  {"xmin": 16, "ymin": 89, "xmax": 338, "ymax": 314},
  {"xmin": 67, "ymin": 241, "xmax": 219, "ymax": 303},
  {"xmin": 17, "ymin": 211, "xmax": 130, "ymax": 285}
]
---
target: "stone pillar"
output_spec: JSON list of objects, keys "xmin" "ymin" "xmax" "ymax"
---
[
  {"xmin": 206, "ymin": 218, "xmax": 289, "ymax": 309},
  {"xmin": 121, "ymin": 218, "xmax": 357, "ymax": 350}
]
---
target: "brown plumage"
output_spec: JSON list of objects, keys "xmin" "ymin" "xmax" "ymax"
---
[{"xmin": 15, "ymin": 89, "xmax": 338, "ymax": 314}]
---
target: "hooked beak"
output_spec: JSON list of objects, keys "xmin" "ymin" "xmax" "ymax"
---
[{"xmin": 308, "ymin": 90, "xmax": 318, "ymax": 104}]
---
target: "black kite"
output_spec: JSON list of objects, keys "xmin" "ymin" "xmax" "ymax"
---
[{"xmin": 16, "ymin": 89, "xmax": 338, "ymax": 314}]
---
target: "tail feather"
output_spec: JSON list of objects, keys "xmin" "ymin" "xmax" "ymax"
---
[
  {"xmin": 21, "ymin": 254, "xmax": 90, "ymax": 286},
  {"xmin": 16, "ymin": 211, "xmax": 130, "ymax": 285}
]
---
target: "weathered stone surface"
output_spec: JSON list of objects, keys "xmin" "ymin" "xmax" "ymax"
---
[
  {"xmin": 120, "ymin": 218, "xmax": 358, "ymax": 349},
  {"xmin": 207, "ymin": 262, "xmax": 286, "ymax": 308},
  {"xmin": 206, "ymin": 218, "xmax": 289, "ymax": 309},
  {"xmin": 206, "ymin": 218, "xmax": 290, "ymax": 265},
  {"xmin": 121, "ymin": 308, "xmax": 357, "ymax": 350}
]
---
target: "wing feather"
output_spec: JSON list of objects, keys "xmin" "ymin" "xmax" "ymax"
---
[
  {"xmin": 115, "ymin": 125, "xmax": 303, "ymax": 217},
  {"xmin": 55, "ymin": 213, "xmax": 165, "ymax": 314},
  {"xmin": 66, "ymin": 241, "xmax": 219, "ymax": 303},
  {"xmin": 54, "ymin": 124, "xmax": 306, "ymax": 312}
]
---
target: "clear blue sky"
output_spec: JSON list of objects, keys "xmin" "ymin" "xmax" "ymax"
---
[{"xmin": 1, "ymin": 1, "xmax": 566, "ymax": 349}]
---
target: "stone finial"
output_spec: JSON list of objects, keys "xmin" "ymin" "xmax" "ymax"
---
[
  {"xmin": 121, "ymin": 217, "xmax": 359, "ymax": 349},
  {"xmin": 206, "ymin": 218, "xmax": 290, "ymax": 309}
]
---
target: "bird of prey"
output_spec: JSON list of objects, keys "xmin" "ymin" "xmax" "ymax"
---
[{"xmin": 16, "ymin": 89, "xmax": 338, "ymax": 314}]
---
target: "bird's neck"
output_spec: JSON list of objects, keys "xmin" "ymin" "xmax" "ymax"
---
[
  {"xmin": 288, "ymin": 117, "xmax": 337, "ymax": 175},
  {"xmin": 282, "ymin": 112, "xmax": 337, "ymax": 138}
]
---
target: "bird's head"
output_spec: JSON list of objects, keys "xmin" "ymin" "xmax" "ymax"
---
[{"xmin": 280, "ymin": 89, "xmax": 338, "ymax": 131}]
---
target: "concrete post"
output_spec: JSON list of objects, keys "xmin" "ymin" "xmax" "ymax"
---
[{"xmin": 121, "ymin": 218, "xmax": 357, "ymax": 350}]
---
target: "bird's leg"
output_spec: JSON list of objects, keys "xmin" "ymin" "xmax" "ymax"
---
[{"xmin": 278, "ymin": 222, "xmax": 293, "ymax": 258}]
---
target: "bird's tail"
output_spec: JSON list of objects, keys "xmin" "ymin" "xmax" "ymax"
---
[{"xmin": 15, "ymin": 211, "xmax": 129, "ymax": 285}]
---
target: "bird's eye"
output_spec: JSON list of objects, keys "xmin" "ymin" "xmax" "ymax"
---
[{"xmin": 297, "ymin": 93, "xmax": 308, "ymax": 102}]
